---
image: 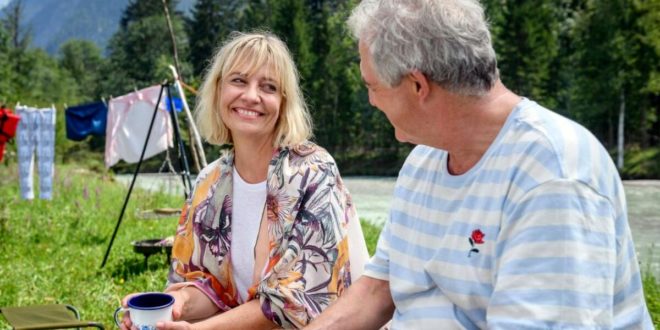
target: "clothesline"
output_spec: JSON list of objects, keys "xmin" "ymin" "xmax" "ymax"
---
[{"xmin": 5, "ymin": 66, "xmax": 201, "ymax": 225}]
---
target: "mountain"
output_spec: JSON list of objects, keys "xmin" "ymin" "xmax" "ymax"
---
[{"xmin": 1, "ymin": 0, "xmax": 195, "ymax": 55}]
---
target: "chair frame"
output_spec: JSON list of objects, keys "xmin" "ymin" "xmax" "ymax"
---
[{"xmin": 0, "ymin": 304, "xmax": 105, "ymax": 330}]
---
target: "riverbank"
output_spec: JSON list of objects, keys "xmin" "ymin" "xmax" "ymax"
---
[
  {"xmin": 115, "ymin": 174, "xmax": 660, "ymax": 278},
  {"xmin": 0, "ymin": 165, "xmax": 655, "ymax": 327}
]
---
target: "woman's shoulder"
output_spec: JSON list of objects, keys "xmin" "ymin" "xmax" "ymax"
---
[
  {"xmin": 197, "ymin": 150, "xmax": 233, "ymax": 180},
  {"xmin": 287, "ymin": 141, "xmax": 336, "ymax": 165}
]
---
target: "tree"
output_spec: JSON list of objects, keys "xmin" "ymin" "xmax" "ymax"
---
[
  {"xmin": 635, "ymin": 0, "xmax": 660, "ymax": 147},
  {"xmin": 59, "ymin": 40, "xmax": 105, "ymax": 102},
  {"xmin": 2, "ymin": 0, "xmax": 31, "ymax": 52},
  {"xmin": 0, "ymin": 22, "xmax": 12, "ymax": 102},
  {"xmin": 187, "ymin": 0, "xmax": 240, "ymax": 77},
  {"xmin": 239, "ymin": 0, "xmax": 273, "ymax": 31},
  {"xmin": 102, "ymin": 5, "xmax": 190, "ymax": 96},
  {"xmin": 1, "ymin": 0, "xmax": 31, "ymax": 99},
  {"xmin": 324, "ymin": 0, "xmax": 395, "ymax": 152},
  {"xmin": 121, "ymin": 0, "xmax": 181, "ymax": 28},
  {"xmin": 486, "ymin": 0, "xmax": 561, "ymax": 107},
  {"xmin": 571, "ymin": 0, "xmax": 640, "ymax": 148}
]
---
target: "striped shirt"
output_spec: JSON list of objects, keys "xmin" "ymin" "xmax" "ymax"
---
[{"xmin": 364, "ymin": 98, "xmax": 653, "ymax": 329}]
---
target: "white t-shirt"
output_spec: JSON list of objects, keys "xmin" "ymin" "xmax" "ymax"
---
[{"xmin": 230, "ymin": 167, "xmax": 267, "ymax": 302}]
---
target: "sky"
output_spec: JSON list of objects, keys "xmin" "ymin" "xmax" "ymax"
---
[{"xmin": 0, "ymin": 0, "xmax": 9, "ymax": 10}]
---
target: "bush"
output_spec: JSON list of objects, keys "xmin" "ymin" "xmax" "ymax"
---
[{"xmin": 621, "ymin": 146, "xmax": 660, "ymax": 179}]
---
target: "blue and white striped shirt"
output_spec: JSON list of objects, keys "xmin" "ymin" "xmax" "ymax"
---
[{"xmin": 364, "ymin": 99, "xmax": 653, "ymax": 329}]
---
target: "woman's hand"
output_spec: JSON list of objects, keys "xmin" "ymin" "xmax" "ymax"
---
[
  {"xmin": 167, "ymin": 289, "xmax": 189, "ymax": 320},
  {"xmin": 118, "ymin": 292, "xmax": 141, "ymax": 330},
  {"xmin": 156, "ymin": 320, "xmax": 194, "ymax": 330},
  {"xmin": 118, "ymin": 291, "xmax": 188, "ymax": 330}
]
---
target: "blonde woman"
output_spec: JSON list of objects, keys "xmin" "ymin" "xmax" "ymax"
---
[{"xmin": 119, "ymin": 32, "xmax": 368, "ymax": 330}]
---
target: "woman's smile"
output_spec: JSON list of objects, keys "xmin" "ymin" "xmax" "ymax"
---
[{"xmin": 234, "ymin": 107, "xmax": 264, "ymax": 119}]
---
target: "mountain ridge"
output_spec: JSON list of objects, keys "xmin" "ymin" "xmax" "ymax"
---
[{"xmin": 1, "ymin": 0, "xmax": 195, "ymax": 55}]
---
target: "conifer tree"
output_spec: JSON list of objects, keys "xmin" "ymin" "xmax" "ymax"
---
[
  {"xmin": 103, "ymin": 0, "xmax": 190, "ymax": 96},
  {"xmin": 188, "ymin": 0, "xmax": 240, "ymax": 77},
  {"xmin": 121, "ymin": 0, "xmax": 181, "ymax": 28}
]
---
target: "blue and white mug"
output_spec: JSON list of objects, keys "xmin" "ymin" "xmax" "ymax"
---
[{"xmin": 114, "ymin": 292, "xmax": 174, "ymax": 330}]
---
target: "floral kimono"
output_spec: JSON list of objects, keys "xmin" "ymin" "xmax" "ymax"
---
[{"xmin": 167, "ymin": 141, "xmax": 358, "ymax": 328}]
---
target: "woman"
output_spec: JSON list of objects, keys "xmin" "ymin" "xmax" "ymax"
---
[{"xmin": 120, "ymin": 32, "xmax": 369, "ymax": 329}]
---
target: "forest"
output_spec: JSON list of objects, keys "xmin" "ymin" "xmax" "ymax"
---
[{"xmin": 1, "ymin": 0, "xmax": 659, "ymax": 177}]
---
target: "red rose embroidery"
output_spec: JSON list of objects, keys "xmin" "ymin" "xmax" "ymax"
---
[
  {"xmin": 471, "ymin": 229, "xmax": 485, "ymax": 244},
  {"xmin": 468, "ymin": 229, "xmax": 485, "ymax": 257}
]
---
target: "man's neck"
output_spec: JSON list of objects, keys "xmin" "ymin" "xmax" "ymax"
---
[{"xmin": 427, "ymin": 82, "xmax": 521, "ymax": 175}]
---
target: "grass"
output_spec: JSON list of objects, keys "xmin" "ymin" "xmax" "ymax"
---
[
  {"xmin": 0, "ymin": 162, "xmax": 657, "ymax": 328},
  {"xmin": 0, "ymin": 164, "xmax": 181, "ymax": 328},
  {"xmin": 644, "ymin": 267, "xmax": 660, "ymax": 326}
]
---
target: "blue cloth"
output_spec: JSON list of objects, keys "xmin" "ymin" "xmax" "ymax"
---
[
  {"xmin": 65, "ymin": 101, "xmax": 108, "ymax": 141},
  {"xmin": 165, "ymin": 96, "xmax": 183, "ymax": 113}
]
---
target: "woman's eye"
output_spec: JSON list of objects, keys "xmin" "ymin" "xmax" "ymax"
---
[
  {"xmin": 262, "ymin": 84, "xmax": 277, "ymax": 93},
  {"xmin": 231, "ymin": 77, "xmax": 246, "ymax": 84}
]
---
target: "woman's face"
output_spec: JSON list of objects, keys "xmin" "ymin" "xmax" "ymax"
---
[{"xmin": 219, "ymin": 63, "xmax": 283, "ymax": 144}]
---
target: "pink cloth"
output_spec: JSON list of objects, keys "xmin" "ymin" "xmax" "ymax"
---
[{"xmin": 105, "ymin": 86, "xmax": 173, "ymax": 168}]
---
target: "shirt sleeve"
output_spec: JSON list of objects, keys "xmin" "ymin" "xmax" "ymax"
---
[
  {"xmin": 487, "ymin": 178, "xmax": 628, "ymax": 329},
  {"xmin": 256, "ymin": 162, "xmax": 353, "ymax": 328}
]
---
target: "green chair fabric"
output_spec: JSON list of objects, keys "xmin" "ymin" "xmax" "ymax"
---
[{"xmin": 0, "ymin": 304, "xmax": 104, "ymax": 330}]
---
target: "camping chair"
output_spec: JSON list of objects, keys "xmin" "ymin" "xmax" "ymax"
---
[{"xmin": 0, "ymin": 304, "xmax": 104, "ymax": 329}]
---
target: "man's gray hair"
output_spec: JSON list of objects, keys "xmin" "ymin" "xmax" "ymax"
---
[{"xmin": 348, "ymin": 0, "xmax": 499, "ymax": 96}]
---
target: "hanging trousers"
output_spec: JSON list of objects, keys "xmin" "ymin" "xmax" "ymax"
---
[{"xmin": 16, "ymin": 107, "xmax": 56, "ymax": 200}]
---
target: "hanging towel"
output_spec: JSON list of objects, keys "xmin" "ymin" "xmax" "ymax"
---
[
  {"xmin": 65, "ymin": 101, "xmax": 108, "ymax": 141},
  {"xmin": 104, "ymin": 85, "xmax": 173, "ymax": 168},
  {"xmin": 16, "ymin": 106, "xmax": 56, "ymax": 200},
  {"xmin": 0, "ymin": 107, "xmax": 21, "ymax": 162}
]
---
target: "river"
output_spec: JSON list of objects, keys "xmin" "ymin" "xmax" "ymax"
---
[{"xmin": 116, "ymin": 174, "xmax": 660, "ymax": 277}]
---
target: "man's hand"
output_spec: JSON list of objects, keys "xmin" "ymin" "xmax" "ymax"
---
[{"xmin": 305, "ymin": 276, "xmax": 394, "ymax": 330}]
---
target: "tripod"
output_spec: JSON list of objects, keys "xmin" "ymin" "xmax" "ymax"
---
[{"xmin": 100, "ymin": 82, "xmax": 193, "ymax": 268}]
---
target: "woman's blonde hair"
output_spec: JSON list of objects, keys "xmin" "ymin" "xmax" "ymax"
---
[{"xmin": 195, "ymin": 31, "xmax": 313, "ymax": 147}]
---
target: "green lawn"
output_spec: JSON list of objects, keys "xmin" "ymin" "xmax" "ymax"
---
[
  {"xmin": 0, "ymin": 164, "xmax": 182, "ymax": 328},
  {"xmin": 0, "ymin": 163, "xmax": 657, "ymax": 328}
]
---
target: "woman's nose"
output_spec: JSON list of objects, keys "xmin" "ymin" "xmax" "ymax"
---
[{"xmin": 242, "ymin": 84, "xmax": 260, "ymax": 103}]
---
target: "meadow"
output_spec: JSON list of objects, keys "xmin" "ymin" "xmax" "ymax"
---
[{"xmin": 0, "ymin": 163, "xmax": 657, "ymax": 328}]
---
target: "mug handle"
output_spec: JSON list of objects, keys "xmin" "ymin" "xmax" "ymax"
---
[{"xmin": 114, "ymin": 307, "xmax": 129, "ymax": 328}]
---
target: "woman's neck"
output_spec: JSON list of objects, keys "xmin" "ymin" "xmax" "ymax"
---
[{"xmin": 232, "ymin": 135, "xmax": 275, "ymax": 183}]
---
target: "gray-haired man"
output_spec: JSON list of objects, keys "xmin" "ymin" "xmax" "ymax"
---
[{"xmin": 306, "ymin": 0, "xmax": 653, "ymax": 329}]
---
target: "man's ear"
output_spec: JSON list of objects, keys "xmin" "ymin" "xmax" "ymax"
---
[{"xmin": 409, "ymin": 71, "xmax": 430, "ymax": 100}]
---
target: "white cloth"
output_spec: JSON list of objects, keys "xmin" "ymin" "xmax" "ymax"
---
[
  {"xmin": 104, "ymin": 85, "xmax": 173, "ymax": 168},
  {"xmin": 230, "ymin": 167, "xmax": 267, "ymax": 302},
  {"xmin": 347, "ymin": 210, "xmax": 369, "ymax": 283},
  {"xmin": 16, "ymin": 106, "xmax": 56, "ymax": 200}
]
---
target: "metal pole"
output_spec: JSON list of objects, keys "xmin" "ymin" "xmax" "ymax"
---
[
  {"xmin": 169, "ymin": 65, "xmax": 207, "ymax": 167},
  {"xmin": 101, "ymin": 84, "xmax": 166, "ymax": 268},
  {"xmin": 166, "ymin": 84, "xmax": 193, "ymax": 198}
]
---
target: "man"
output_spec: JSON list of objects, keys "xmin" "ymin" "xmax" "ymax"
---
[{"xmin": 305, "ymin": 0, "xmax": 654, "ymax": 329}]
